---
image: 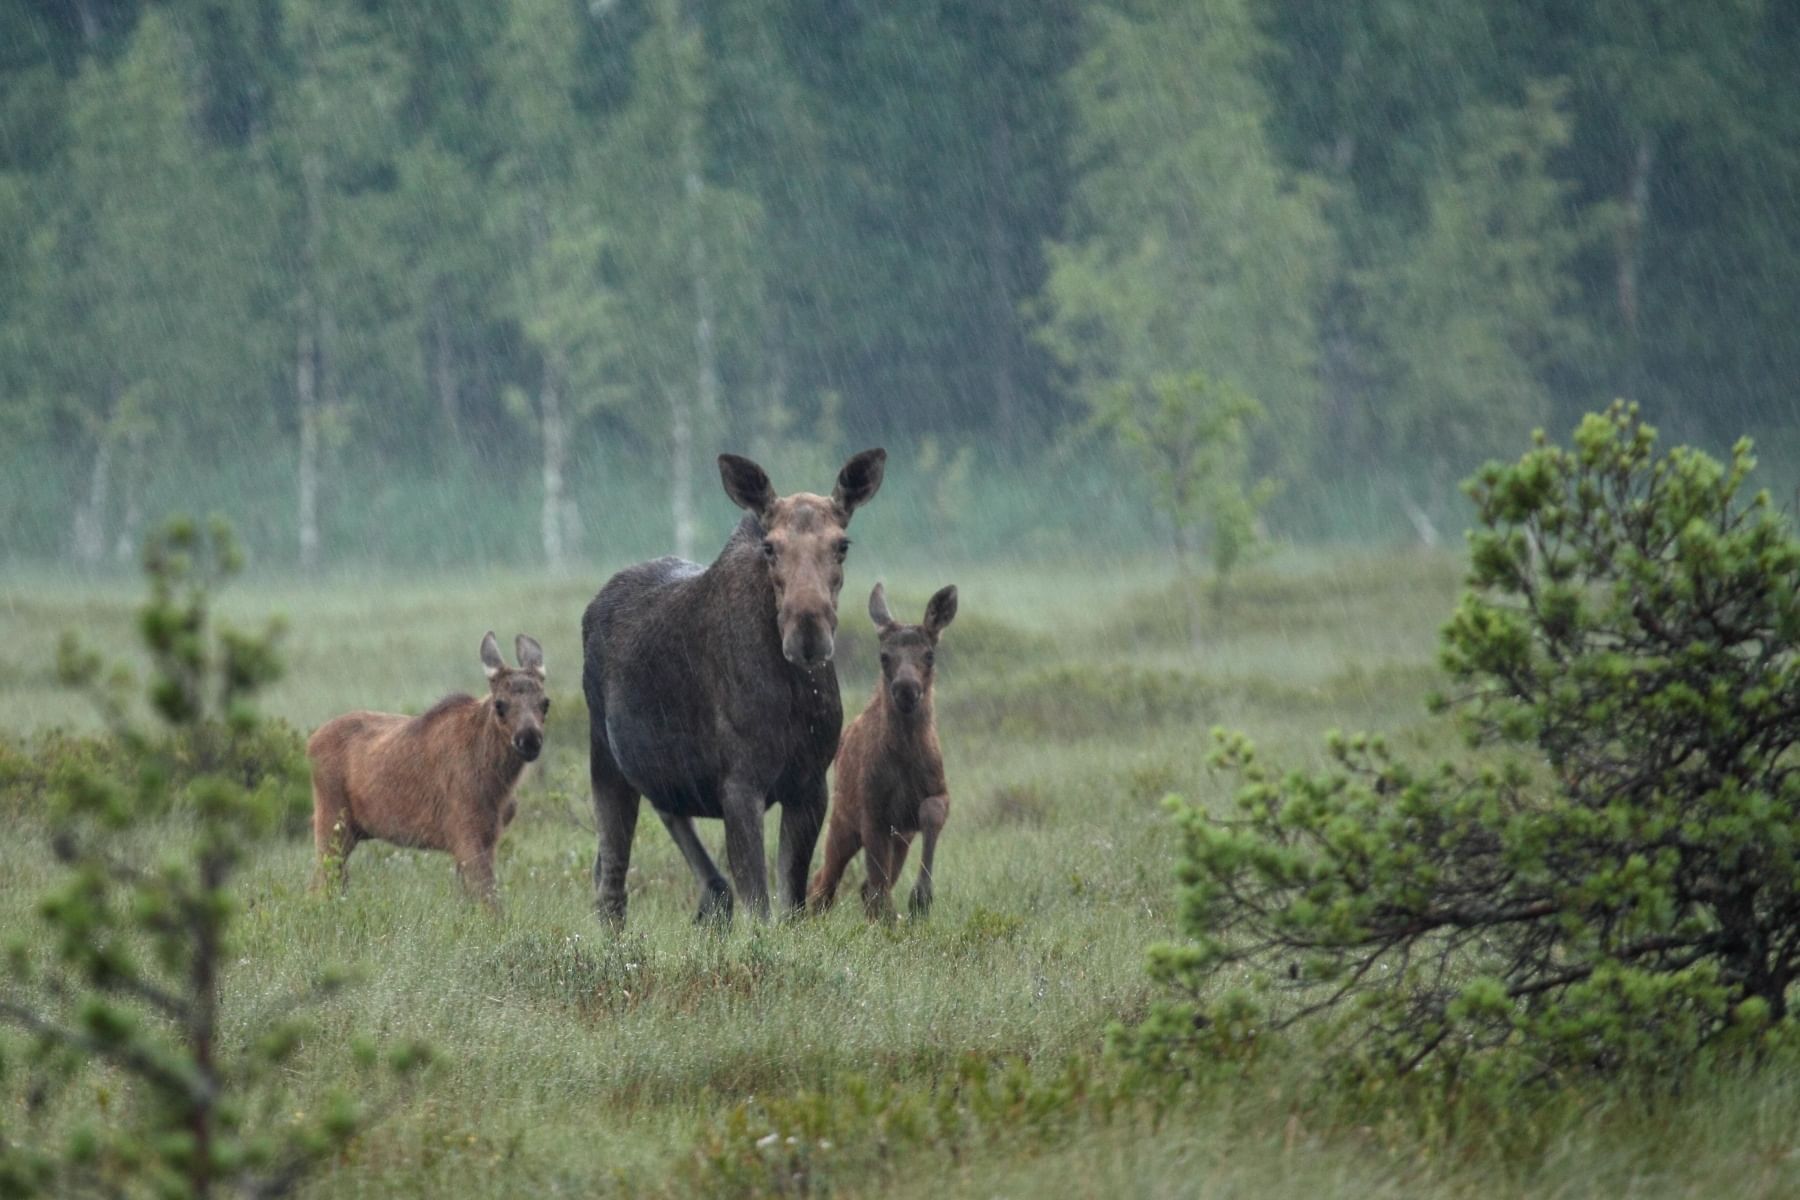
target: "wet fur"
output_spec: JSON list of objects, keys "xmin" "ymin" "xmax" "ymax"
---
[
  {"xmin": 582, "ymin": 450, "xmax": 884, "ymax": 925},
  {"xmin": 808, "ymin": 587, "xmax": 956, "ymax": 920},
  {"xmin": 307, "ymin": 637, "xmax": 545, "ymax": 909}
]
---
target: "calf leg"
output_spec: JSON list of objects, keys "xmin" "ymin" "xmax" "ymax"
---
[
  {"xmin": 776, "ymin": 775, "xmax": 827, "ymax": 916},
  {"xmin": 311, "ymin": 784, "xmax": 357, "ymax": 894},
  {"xmin": 660, "ymin": 811, "xmax": 733, "ymax": 923},
  {"xmin": 720, "ymin": 777, "xmax": 771, "ymax": 921},
  {"xmin": 807, "ymin": 816, "xmax": 862, "ymax": 913},
  {"xmin": 908, "ymin": 793, "xmax": 950, "ymax": 919},
  {"xmin": 861, "ymin": 824, "xmax": 913, "ymax": 923},
  {"xmin": 454, "ymin": 834, "xmax": 501, "ymax": 913},
  {"xmin": 591, "ymin": 733, "xmax": 641, "ymax": 928}
]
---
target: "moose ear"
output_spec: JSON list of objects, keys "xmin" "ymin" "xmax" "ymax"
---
[
  {"xmin": 479, "ymin": 631, "xmax": 506, "ymax": 680},
  {"xmin": 515, "ymin": 634, "xmax": 545, "ymax": 678},
  {"xmin": 718, "ymin": 454, "xmax": 776, "ymax": 519},
  {"xmin": 832, "ymin": 448, "xmax": 886, "ymax": 520},
  {"xmin": 923, "ymin": 585, "xmax": 958, "ymax": 637},
  {"xmin": 868, "ymin": 582, "xmax": 894, "ymax": 631}
]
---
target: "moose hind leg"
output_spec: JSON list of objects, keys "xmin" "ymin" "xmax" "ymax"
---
[
  {"xmin": 807, "ymin": 816, "xmax": 862, "ymax": 913},
  {"xmin": 590, "ymin": 733, "xmax": 641, "ymax": 927},
  {"xmin": 659, "ymin": 810, "xmax": 733, "ymax": 924},
  {"xmin": 311, "ymin": 784, "xmax": 356, "ymax": 894}
]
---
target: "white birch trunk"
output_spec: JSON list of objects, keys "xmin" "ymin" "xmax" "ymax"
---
[
  {"xmin": 540, "ymin": 351, "xmax": 568, "ymax": 571},
  {"xmin": 297, "ymin": 322, "xmax": 320, "ymax": 574},
  {"xmin": 72, "ymin": 428, "xmax": 112, "ymax": 568},
  {"xmin": 297, "ymin": 151, "xmax": 324, "ymax": 574},
  {"xmin": 113, "ymin": 427, "xmax": 144, "ymax": 563},
  {"xmin": 671, "ymin": 386, "xmax": 695, "ymax": 561}
]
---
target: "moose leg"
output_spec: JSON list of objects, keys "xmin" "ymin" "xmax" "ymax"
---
[
  {"xmin": 311, "ymin": 788, "xmax": 356, "ymax": 894},
  {"xmin": 720, "ymin": 777, "xmax": 771, "ymax": 921},
  {"xmin": 455, "ymin": 839, "xmax": 501, "ymax": 913},
  {"xmin": 807, "ymin": 817, "xmax": 862, "ymax": 913},
  {"xmin": 908, "ymin": 794, "xmax": 950, "ymax": 919},
  {"xmin": 659, "ymin": 811, "xmax": 733, "ymax": 924},
  {"xmin": 776, "ymin": 776, "xmax": 827, "ymax": 916},
  {"xmin": 590, "ymin": 736, "xmax": 640, "ymax": 927},
  {"xmin": 861, "ymin": 826, "xmax": 912, "ymax": 923}
]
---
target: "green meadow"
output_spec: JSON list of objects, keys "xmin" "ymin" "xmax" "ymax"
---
[{"xmin": 3, "ymin": 550, "xmax": 1797, "ymax": 1197}]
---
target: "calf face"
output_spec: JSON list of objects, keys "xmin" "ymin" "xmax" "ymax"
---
[
  {"xmin": 480, "ymin": 631, "xmax": 549, "ymax": 762},
  {"xmin": 868, "ymin": 583, "xmax": 958, "ymax": 715}
]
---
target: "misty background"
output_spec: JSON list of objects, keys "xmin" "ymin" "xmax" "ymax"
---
[{"xmin": 2, "ymin": 0, "xmax": 1797, "ymax": 575}]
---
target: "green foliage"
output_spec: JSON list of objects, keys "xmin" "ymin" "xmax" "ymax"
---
[
  {"xmin": 1092, "ymin": 372, "xmax": 1277, "ymax": 608},
  {"xmin": 1042, "ymin": 0, "xmax": 1333, "ymax": 468},
  {"xmin": 1126, "ymin": 404, "xmax": 1800, "ymax": 1094},
  {"xmin": 1359, "ymin": 81, "xmax": 1595, "ymax": 479},
  {"xmin": 0, "ymin": 519, "xmax": 429, "ymax": 1198}
]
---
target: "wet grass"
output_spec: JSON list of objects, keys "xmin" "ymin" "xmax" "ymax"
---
[{"xmin": 2, "ymin": 550, "xmax": 1794, "ymax": 1196}]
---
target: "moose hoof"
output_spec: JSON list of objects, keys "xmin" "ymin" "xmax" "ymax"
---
[
  {"xmin": 695, "ymin": 880, "xmax": 734, "ymax": 925},
  {"xmin": 908, "ymin": 885, "xmax": 933, "ymax": 920}
]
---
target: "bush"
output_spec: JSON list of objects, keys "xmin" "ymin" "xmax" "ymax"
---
[
  {"xmin": 0, "ymin": 518, "xmax": 429, "ymax": 1198},
  {"xmin": 1125, "ymin": 404, "xmax": 1800, "ymax": 1093}
]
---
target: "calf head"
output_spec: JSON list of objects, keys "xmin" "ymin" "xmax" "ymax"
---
[
  {"xmin": 719, "ymin": 448, "xmax": 886, "ymax": 671},
  {"xmin": 868, "ymin": 583, "xmax": 957, "ymax": 716},
  {"xmin": 480, "ymin": 631, "xmax": 548, "ymax": 762}
]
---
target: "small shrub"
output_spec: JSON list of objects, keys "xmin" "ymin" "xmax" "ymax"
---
[
  {"xmin": 0, "ymin": 518, "xmax": 429, "ymax": 1198},
  {"xmin": 1124, "ymin": 405, "xmax": 1800, "ymax": 1095}
]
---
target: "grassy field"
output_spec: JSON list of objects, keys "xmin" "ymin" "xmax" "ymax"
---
[{"xmin": 3, "ymin": 548, "xmax": 1797, "ymax": 1197}]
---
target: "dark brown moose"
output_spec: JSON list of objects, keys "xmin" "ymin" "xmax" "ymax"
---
[
  {"xmin": 808, "ymin": 582, "xmax": 957, "ymax": 920},
  {"xmin": 307, "ymin": 632, "xmax": 547, "ymax": 909},
  {"xmin": 581, "ymin": 449, "xmax": 886, "ymax": 924}
]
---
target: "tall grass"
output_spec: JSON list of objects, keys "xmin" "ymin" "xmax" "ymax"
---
[{"xmin": 2, "ymin": 550, "xmax": 1794, "ymax": 1196}]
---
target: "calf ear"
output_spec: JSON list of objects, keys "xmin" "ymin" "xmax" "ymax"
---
[
  {"xmin": 868, "ymin": 582, "xmax": 895, "ymax": 631},
  {"xmin": 923, "ymin": 585, "xmax": 958, "ymax": 637},
  {"xmin": 479, "ymin": 631, "xmax": 506, "ymax": 680},
  {"xmin": 832, "ymin": 448, "xmax": 886, "ymax": 520},
  {"xmin": 515, "ymin": 634, "xmax": 546, "ymax": 678},
  {"xmin": 718, "ymin": 454, "xmax": 776, "ymax": 520}
]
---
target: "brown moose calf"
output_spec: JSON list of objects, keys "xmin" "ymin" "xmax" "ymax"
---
[
  {"xmin": 307, "ymin": 632, "xmax": 547, "ymax": 909},
  {"xmin": 808, "ymin": 583, "xmax": 957, "ymax": 920}
]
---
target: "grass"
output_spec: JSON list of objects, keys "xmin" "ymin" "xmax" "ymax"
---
[{"xmin": 3, "ymin": 546, "xmax": 1796, "ymax": 1197}]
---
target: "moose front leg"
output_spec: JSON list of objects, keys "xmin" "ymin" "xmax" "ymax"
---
[
  {"xmin": 454, "ymin": 837, "xmax": 501, "ymax": 913},
  {"xmin": 720, "ymin": 777, "xmax": 772, "ymax": 921},
  {"xmin": 908, "ymin": 793, "xmax": 949, "ymax": 919},
  {"xmin": 776, "ymin": 776, "xmax": 827, "ymax": 917}
]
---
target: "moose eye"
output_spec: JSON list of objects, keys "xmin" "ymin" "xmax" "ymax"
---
[
  {"xmin": 495, "ymin": 700, "xmax": 509, "ymax": 718},
  {"xmin": 924, "ymin": 652, "xmax": 935, "ymax": 667},
  {"xmin": 834, "ymin": 539, "xmax": 851, "ymax": 562},
  {"xmin": 540, "ymin": 698, "xmax": 551, "ymax": 715},
  {"xmin": 879, "ymin": 652, "xmax": 892, "ymax": 668},
  {"xmin": 760, "ymin": 540, "xmax": 777, "ymax": 561}
]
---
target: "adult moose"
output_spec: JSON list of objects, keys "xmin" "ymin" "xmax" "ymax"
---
[{"xmin": 581, "ymin": 449, "xmax": 886, "ymax": 924}]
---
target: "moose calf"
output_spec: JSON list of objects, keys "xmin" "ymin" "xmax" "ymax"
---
[
  {"xmin": 307, "ymin": 632, "xmax": 547, "ymax": 909},
  {"xmin": 808, "ymin": 583, "xmax": 957, "ymax": 920}
]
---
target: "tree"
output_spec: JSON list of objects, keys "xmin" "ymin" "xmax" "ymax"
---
[
  {"xmin": 271, "ymin": 0, "xmax": 406, "ymax": 572},
  {"xmin": 0, "ymin": 518, "xmax": 429, "ymax": 1197},
  {"xmin": 1359, "ymin": 81, "xmax": 1594, "ymax": 516},
  {"xmin": 1041, "ymin": 0, "xmax": 1333, "ymax": 473},
  {"xmin": 1094, "ymin": 372, "xmax": 1274, "ymax": 630},
  {"xmin": 19, "ymin": 12, "xmax": 261, "ymax": 566},
  {"xmin": 593, "ymin": 0, "xmax": 761, "ymax": 559},
  {"xmin": 1125, "ymin": 404, "xmax": 1800, "ymax": 1091}
]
